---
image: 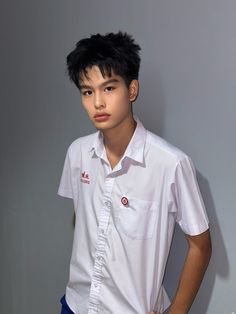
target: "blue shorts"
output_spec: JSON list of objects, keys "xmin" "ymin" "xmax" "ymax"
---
[{"xmin": 60, "ymin": 295, "xmax": 75, "ymax": 314}]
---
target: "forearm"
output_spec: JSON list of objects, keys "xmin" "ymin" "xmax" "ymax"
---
[{"xmin": 168, "ymin": 230, "xmax": 212, "ymax": 314}]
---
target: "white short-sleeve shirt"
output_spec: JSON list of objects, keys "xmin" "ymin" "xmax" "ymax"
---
[{"xmin": 58, "ymin": 118, "xmax": 209, "ymax": 314}]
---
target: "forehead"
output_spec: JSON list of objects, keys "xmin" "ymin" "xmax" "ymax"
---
[{"xmin": 79, "ymin": 65, "xmax": 123, "ymax": 86}]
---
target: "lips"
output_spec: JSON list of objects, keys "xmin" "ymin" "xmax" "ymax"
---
[{"xmin": 94, "ymin": 113, "xmax": 110, "ymax": 122}]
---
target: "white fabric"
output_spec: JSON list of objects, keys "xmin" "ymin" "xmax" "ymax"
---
[{"xmin": 58, "ymin": 118, "xmax": 209, "ymax": 314}]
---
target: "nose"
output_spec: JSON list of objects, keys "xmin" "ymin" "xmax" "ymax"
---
[{"xmin": 94, "ymin": 92, "xmax": 105, "ymax": 109}]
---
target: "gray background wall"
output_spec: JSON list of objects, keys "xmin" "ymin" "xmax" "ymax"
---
[{"xmin": 0, "ymin": 1, "xmax": 235, "ymax": 313}]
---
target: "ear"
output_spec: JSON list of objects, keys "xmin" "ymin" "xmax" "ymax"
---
[{"xmin": 129, "ymin": 80, "xmax": 139, "ymax": 102}]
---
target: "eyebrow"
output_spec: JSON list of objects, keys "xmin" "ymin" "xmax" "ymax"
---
[{"xmin": 79, "ymin": 78, "xmax": 120, "ymax": 90}]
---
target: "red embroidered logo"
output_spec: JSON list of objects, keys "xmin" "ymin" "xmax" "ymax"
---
[{"xmin": 81, "ymin": 171, "xmax": 90, "ymax": 184}]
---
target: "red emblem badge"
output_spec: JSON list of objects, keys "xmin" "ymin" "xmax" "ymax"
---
[{"xmin": 121, "ymin": 196, "xmax": 129, "ymax": 206}]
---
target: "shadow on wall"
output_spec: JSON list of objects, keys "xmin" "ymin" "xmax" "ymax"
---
[
  {"xmin": 136, "ymin": 68, "xmax": 166, "ymax": 137},
  {"xmin": 163, "ymin": 172, "xmax": 229, "ymax": 314}
]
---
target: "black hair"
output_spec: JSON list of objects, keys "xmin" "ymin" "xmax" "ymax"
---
[{"xmin": 66, "ymin": 31, "xmax": 141, "ymax": 89}]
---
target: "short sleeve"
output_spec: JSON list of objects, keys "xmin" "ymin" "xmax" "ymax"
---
[
  {"xmin": 172, "ymin": 156, "xmax": 209, "ymax": 235},
  {"xmin": 58, "ymin": 147, "xmax": 74, "ymax": 199}
]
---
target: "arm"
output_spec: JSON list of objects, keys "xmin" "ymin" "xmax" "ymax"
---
[
  {"xmin": 168, "ymin": 229, "xmax": 212, "ymax": 314},
  {"xmin": 147, "ymin": 230, "xmax": 211, "ymax": 314}
]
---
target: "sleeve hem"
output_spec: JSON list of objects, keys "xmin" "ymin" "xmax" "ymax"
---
[
  {"xmin": 179, "ymin": 221, "xmax": 209, "ymax": 236},
  {"xmin": 57, "ymin": 189, "xmax": 73, "ymax": 199}
]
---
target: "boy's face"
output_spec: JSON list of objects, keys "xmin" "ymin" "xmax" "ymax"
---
[{"xmin": 79, "ymin": 66, "xmax": 138, "ymax": 133}]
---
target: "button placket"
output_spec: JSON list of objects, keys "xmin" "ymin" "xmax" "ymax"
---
[{"xmin": 88, "ymin": 177, "xmax": 115, "ymax": 314}]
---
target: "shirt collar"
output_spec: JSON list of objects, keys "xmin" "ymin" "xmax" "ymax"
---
[
  {"xmin": 90, "ymin": 131, "xmax": 105, "ymax": 159},
  {"xmin": 90, "ymin": 116, "xmax": 147, "ymax": 165},
  {"xmin": 123, "ymin": 117, "xmax": 146, "ymax": 164}
]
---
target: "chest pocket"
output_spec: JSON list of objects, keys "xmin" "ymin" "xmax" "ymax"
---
[{"xmin": 117, "ymin": 197, "xmax": 158, "ymax": 240}]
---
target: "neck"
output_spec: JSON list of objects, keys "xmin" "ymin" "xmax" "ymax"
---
[{"xmin": 103, "ymin": 117, "xmax": 136, "ymax": 168}]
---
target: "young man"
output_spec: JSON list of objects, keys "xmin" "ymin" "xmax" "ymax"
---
[{"xmin": 58, "ymin": 32, "xmax": 211, "ymax": 314}]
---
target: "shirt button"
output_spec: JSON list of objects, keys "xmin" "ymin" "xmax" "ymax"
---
[{"xmin": 104, "ymin": 201, "xmax": 112, "ymax": 208}]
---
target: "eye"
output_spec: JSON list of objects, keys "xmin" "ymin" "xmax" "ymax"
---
[
  {"xmin": 82, "ymin": 90, "xmax": 93, "ymax": 96},
  {"xmin": 104, "ymin": 86, "xmax": 115, "ymax": 92}
]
